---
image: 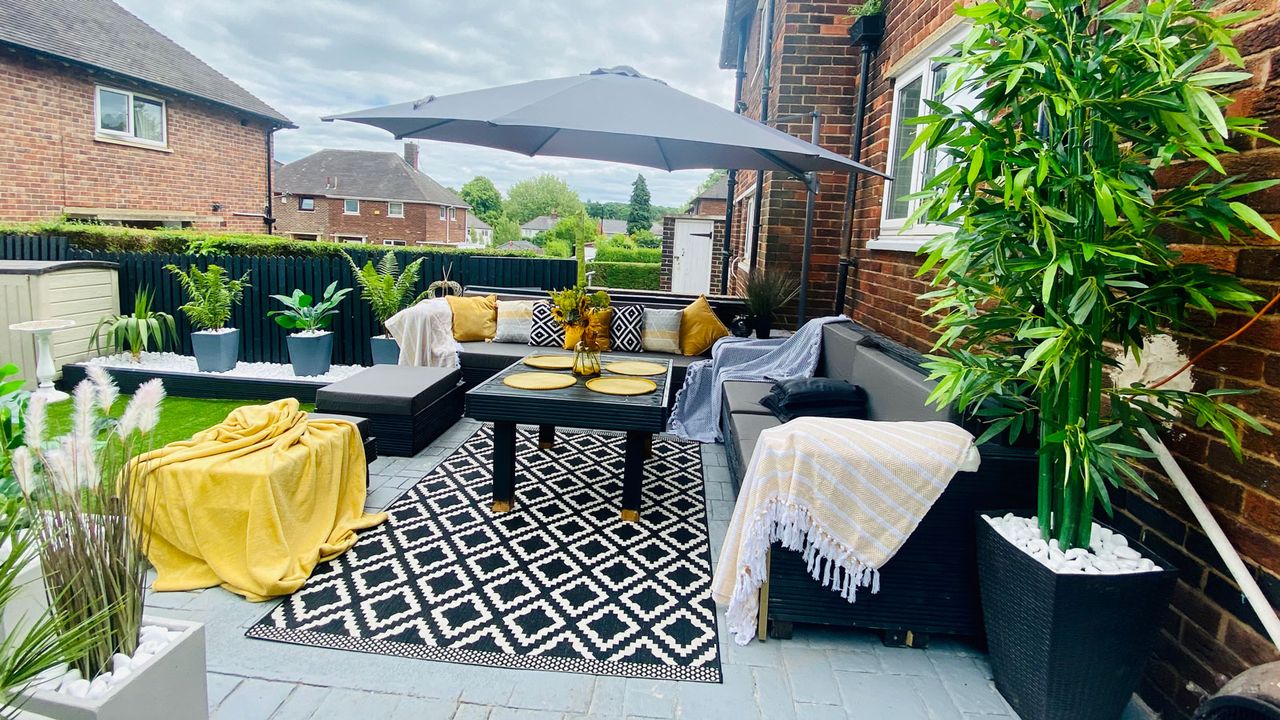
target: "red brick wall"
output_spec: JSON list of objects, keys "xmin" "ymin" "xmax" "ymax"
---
[
  {"xmin": 827, "ymin": 2, "xmax": 1280, "ymax": 717},
  {"xmin": 0, "ymin": 50, "xmax": 273, "ymax": 232},
  {"xmin": 691, "ymin": 198, "xmax": 728, "ymax": 217},
  {"xmin": 272, "ymin": 196, "xmax": 468, "ymax": 245}
]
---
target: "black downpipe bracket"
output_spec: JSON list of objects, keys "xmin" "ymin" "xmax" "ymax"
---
[
  {"xmin": 747, "ymin": 0, "xmax": 776, "ymax": 269},
  {"xmin": 835, "ymin": 32, "xmax": 880, "ymax": 314},
  {"xmin": 720, "ymin": 19, "xmax": 750, "ymax": 294}
]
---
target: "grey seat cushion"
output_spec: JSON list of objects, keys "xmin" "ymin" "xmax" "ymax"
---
[
  {"xmin": 817, "ymin": 321, "xmax": 866, "ymax": 385},
  {"xmin": 852, "ymin": 346, "xmax": 958, "ymax": 423},
  {"xmin": 730, "ymin": 412, "xmax": 781, "ymax": 476},
  {"xmin": 722, "ymin": 380, "xmax": 774, "ymax": 416},
  {"xmin": 317, "ymin": 366, "xmax": 461, "ymax": 416},
  {"xmin": 458, "ymin": 341, "xmax": 538, "ymax": 371}
]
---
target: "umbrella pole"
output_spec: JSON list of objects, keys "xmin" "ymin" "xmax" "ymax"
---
[{"xmin": 797, "ymin": 111, "xmax": 821, "ymax": 324}]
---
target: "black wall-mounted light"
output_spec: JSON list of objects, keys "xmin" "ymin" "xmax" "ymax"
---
[{"xmin": 211, "ymin": 202, "xmax": 224, "ymax": 212}]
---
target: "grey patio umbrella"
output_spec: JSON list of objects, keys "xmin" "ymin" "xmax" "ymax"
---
[
  {"xmin": 324, "ymin": 66, "xmax": 887, "ymax": 320},
  {"xmin": 322, "ymin": 66, "xmax": 882, "ymax": 179}
]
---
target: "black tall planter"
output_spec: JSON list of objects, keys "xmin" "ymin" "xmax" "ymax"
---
[{"xmin": 976, "ymin": 516, "xmax": 1177, "ymax": 720}]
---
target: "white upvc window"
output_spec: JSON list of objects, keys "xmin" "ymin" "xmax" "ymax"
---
[
  {"xmin": 383, "ymin": 239, "xmax": 406, "ymax": 246},
  {"xmin": 95, "ymin": 86, "xmax": 166, "ymax": 146},
  {"xmin": 298, "ymin": 197, "xmax": 315, "ymax": 211},
  {"xmin": 872, "ymin": 29, "xmax": 978, "ymax": 252},
  {"xmin": 439, "ymin": 206, "xmax": 447, "ymax": 220},
  {"xmin": 388, "ymin": 201, "xmax": 404, "ymax": 218},
  {"xmin": 343, "ymin": 199, "xmax": 360, "ymax": 215},
  {"xmin": 336, "ymin": 235, "xmax": 365, "ymax": 244},
  {"xmin": 448, "ymin": 207, "xmax": 457, "ymax": 221}
]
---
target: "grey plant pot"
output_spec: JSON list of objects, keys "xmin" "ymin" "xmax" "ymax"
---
[
  {"xmin": 19, "ymin": 616, "xmax": 207, "ymax": 720},
  {"xmin": 370, "ymin": 335, "xmax": 400, "ymax": 365},
  {"xmin": 190, "ymin": 329, "xmax": 239, "ymax": 373},
  {"xmin": 286, "ymin": 332, "xmax": 334, "ymax": 377}
]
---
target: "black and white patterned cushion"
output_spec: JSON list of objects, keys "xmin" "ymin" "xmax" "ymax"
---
[
  {"xmin": 611, "ymin": 304, "xmax": 644, "ymax": 353},
  {"xmin": 527, "ymin": 301, "xmax": 564, "ymax": 348}
]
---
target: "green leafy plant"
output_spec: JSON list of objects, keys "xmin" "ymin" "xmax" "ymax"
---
[
  {"xmin": 343, "ymin": 252, "xmax": 426, "ymax": 335},
  {"xmin": 12, "ymin": 369, "xmax": 163, "ymax": 678},
  {"xmin": 268, "ymin": 282, "xmax": 352, "ymax": 334},
  {"xmin": 89, "ymin": 288, "xmax": 178, "ymax": 362},
  {"xmin": 742, "ymin": 268, "xmax": 800, "ymax": 322},
  {"xmin": 164, "ymin": 264, "xmax": 251, "ymax": 331},
  {"xmin": 911, "ymin": 0, "xmax": 1275, "ymax": 550},
  {"xmin": 0, "ymin": 365, "xmax": 26, "ymax": 483},
  {"xmin": 848, "ymin": 0, "xmax": 883, "ymax": 17}
]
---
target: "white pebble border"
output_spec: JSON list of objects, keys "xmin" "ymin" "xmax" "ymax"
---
[
  {"xmin": 84, "ymin": 352, "xmax": 364, "ymax": 382},
  {"xmin": 34, "ymin": 625, "xmax": 178, "ymax": 701},
  {"xmin": 985, "ymin": 514, "xmax": 1160, "ymax": 575}
]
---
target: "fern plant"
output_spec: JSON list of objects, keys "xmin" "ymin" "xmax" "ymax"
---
[
  {"xmin": 89, "ymin": 288, "xmax": 178, "ymax": 362},
  {"xmin": 344, "ymin": 252, "xmax": 426, "ymax": 335},
  {"xmin": 164, "ymin": 264, "xmax": 251, "ymax": 331}
]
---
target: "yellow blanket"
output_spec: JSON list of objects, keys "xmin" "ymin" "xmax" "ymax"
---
[{"xmin": 133, "ymin": 399, "xmax": 387, "ymax": 601}]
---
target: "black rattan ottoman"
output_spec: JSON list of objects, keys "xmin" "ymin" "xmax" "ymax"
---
[{"xmin": 315, "ymin": 366, "xmax": 463, "ymax": 457}]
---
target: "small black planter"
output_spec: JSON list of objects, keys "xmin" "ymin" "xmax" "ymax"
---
[
  {"xmin": 848, "ymin": 14, "xmax": 885, "ymax": 47},
  {"xmin": 755, "ymin": 316, "xmax": 774, "ymax": 339},
  {"xmin": 190, "ymin": 329, "xmax": 239, "ymax": 373},
  {"xmin": 286, "ymin": 332, "xmax": 334, "ymax": 377},
  {"xmin": 370, "ymin": 335, "xmax": 400, "ymax": 365},
  {"xmin": 976, "ymin": 516, "xmax": 1177, "ymax": 720}
]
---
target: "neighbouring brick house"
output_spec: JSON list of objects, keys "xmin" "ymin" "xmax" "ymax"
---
[
  {"xmin": 273, "ymin": 144, "xmax": 469, "ymax": 246},
  {"xmin": 719, "ymin": 1, "xmax": 1280, "ymax": 717},
  {"xmin": 0, "ymin": 0, "xmax": 293, "ymax": 231},
  {"xmin": 686, "ymin": 174, "xmax": 729, "ymax": 217}
]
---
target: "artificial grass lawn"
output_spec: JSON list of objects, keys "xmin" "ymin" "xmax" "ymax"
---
[{"xmin": 44, "ymin": 395, "xmax": 315, "ymax": 448}]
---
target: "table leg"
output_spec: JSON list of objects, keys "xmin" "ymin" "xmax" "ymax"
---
[
  {"xmin": 538, "ymin": 424, "xmax": 556, "ymax": 451},
  {"xmin": 621, "ymin": 431, "xmax": 649, "ymax": 522},
  {"xmin": 492, "ymin": 421, "xmax": 517, "ymax": 513}
]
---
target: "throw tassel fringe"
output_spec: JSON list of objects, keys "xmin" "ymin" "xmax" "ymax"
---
[{"xmin": 725, "ymin": 498, "xmax": 880, "ymax": 645}]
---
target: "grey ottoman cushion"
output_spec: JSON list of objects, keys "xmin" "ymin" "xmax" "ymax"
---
[
  {"xmin": 458, "ymin": 342, "xmax": 538, "ymax": 371},
  {"xmin": 317, "ymin": 366, "xmax": 461, "ymax": 416}
]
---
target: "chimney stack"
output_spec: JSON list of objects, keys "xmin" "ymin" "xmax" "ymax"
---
[{"xmin": 403, "ymin": 141, "xmax": 419, "ymax": 170}]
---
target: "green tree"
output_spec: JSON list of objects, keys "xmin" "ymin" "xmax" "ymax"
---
[
  {"xmin": 491, "ymin": 216, "xmax": 522, "ymax": 247},
  {"xmin": 460, "ymin": 176, "xmax": 504, "ymax": 225},
  {"xmin": 627, "ymin": 174, "xmax": 652, "ymax": 235},
  {"xmin": 915, "ymin": 0, "xmax": 1274, "ymax": 549},
  {"xmin": 586, "ymin": 201, "xmax": 630, "ymax": 220},
  {"xmin": 505, "ymin": 175, "xmax": 583, "ymax": 225}
]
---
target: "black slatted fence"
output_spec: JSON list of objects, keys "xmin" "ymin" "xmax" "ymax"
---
[{"xmin": 1, "ymin": 235, "xmax": 576, "ymax": 366}]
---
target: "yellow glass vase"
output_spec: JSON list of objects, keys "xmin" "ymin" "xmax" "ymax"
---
[{"xmin": 572, "ymin": 345, "xmax": 601, "ymax": 377}]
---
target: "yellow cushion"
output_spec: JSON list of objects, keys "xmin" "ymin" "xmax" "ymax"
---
[
  {"xmin": 679, "ymin": 296, "xmax": 729, "ymax": 356},
  {"xmin": 446, "ymin": 294, "xmax": 497, "ymax": 342},
  {"xmin": 563, "ymin": 308, "xmax": 614, "ymax": 351}
]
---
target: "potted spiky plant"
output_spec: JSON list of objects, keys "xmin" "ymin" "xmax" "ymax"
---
[
  {"xmin": 165, "ymin": 264, "xmax": 251, "ymax": 373},
  {"xmin": 89, "ymin": 289, "xmax": 178, "ymax": 363},
  {"xmin": 912, "ymin": 1, "xmax": 1275, "ymax": 718},
  {"xmin": 741, "ymin": 268, "xmax": 799, "ymax": 339},
  {"xmin": 268, "ymin": 283, "xmax": 352, "ymax": 377},
  {"xmin": 344, "ymin": 251, "xmax": 425, "ymax": 365}
]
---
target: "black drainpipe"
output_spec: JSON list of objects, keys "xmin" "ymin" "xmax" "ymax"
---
[
  {"xmin": 834, "ymin": 24, "xmax": 882, "ymax": 314},
  {"xmin": 264, "ymin": 127, "xmax": 277, "ymax": 235},
  {"xmin": 720, "ymin": 18, "xmax": 749, "ymax": 294},
  {"xmin": 746, "ymin": 0, "xmax": 776, "ymax": 268}
]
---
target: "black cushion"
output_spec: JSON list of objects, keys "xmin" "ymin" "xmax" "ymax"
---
[
  {"xmin": 761, "ymin": 377, "xmax": 868, "ymax": 423},
  {"xmin": 316, "ymin": 366, "xmax": 461, "ymax": 416}
]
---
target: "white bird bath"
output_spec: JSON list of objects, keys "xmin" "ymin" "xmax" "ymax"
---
[{"xmin": 9, "ymin": 318, "xmax": 75, "ymax": 402}]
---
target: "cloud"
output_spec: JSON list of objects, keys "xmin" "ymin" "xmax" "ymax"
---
[{"xmin": 117, "ymin": 0, "xmax": 735, "ymax": 206}]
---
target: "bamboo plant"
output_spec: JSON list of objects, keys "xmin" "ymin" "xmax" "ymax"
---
[
  {"xmin": 910, "ymin": 0, "xmax": 1275, "ymax": 550},
  {"xmin": 164, "ymin": 264, "xmax": 251, "ymax": 331}
]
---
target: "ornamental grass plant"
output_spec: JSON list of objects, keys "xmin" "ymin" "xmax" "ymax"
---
[
  {"xmin": 911, "ymin": 0, "xmax": 1274, "ymax": 550},
  {"xmin": 11, "ymin": 369, "xmax": 165, "ymax": 677}
]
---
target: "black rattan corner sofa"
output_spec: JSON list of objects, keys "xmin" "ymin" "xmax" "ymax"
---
[{"xmin": 720, "ymin": 320, "xmax": 1037, "ymax": 646}]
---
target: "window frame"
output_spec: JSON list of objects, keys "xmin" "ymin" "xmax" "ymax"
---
[
  {"xmin": 94, "ymin": 85, "xmax": 167, "ymax": 147},
  {"xmin": 448, "ymin": 207, "xmax": 457, "ymax": 221},
  {"xmin": 382, "ymin": 239, "xmax": 406, "ymax": 246},
  {"xmin": 871, "ymin": 26, "xmax": 975, "ymax": 252},
  {"xmin": 343, "ymin": 199, "xmax": 360, "ymax": 215},
  {"xmin": 439, "ymin": 206, "xmax": 447, "ymax": 220},
  {"xmin": 298, "ymin": 196, "xmax": 315, "ymax": 212},
  {"xmin": 335, "ymin": 235, "xmax": 366, "ymax": 244},
  {"xmin": 388, "ymin": 201, "xmax": 405, "ymax": 218}
]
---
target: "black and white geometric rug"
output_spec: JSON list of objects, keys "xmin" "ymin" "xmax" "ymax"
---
[{"xmin": 247, "ymin": 425, "xmax": 722, "ymax": 683}]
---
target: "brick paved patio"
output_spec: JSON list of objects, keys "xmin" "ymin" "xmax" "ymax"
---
[{"xmin": 143, "ymin": 419, "xmax": 1150, "ymax": 719}]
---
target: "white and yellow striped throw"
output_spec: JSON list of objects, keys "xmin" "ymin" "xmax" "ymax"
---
[{"xmin": 712, "ymin": 417, "xmax": 981, "ymax": 645}]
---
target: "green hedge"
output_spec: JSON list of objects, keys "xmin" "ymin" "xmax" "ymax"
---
[
  {"xmin": 594, "ymin": 246, "xmax": 661, "ymax": 263},
  {"xmin": 588, "ymin": 261, "xmax": 661, "ymax": 290},
  {"xmin": 0, "ymin": 221, "xmax": 540, "ymax": 259}
]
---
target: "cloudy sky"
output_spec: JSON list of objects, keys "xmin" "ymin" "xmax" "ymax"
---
[{"xmin": 116, "ymin": 0, "xmax": 735, "ymax": 207}]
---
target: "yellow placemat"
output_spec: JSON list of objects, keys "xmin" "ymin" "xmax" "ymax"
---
[
  {"xmin": 504, "ymin": 372, "xmax": 576, "ymax": 390},
  {"xmin": 604, "ymin": 360, "xmax": 667, "ymax": 377},
  {"xmin": 523, "ymin": 355, "xmax": 575, "ymax": 370},
  {"xmin": 586, "ymin": 377, "xmax": 657, "ymax": 396}
]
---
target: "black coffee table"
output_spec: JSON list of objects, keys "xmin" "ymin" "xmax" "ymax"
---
[{"xmin": 464, "ymin": 353, "xmax": 673, "ymax": 522}]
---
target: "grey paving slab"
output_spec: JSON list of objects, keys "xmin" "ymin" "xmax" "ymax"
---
[
  {"xmin": 390, "ymin": 696, "xmax": 458, "ymax": 719},
  {"xmin": 835, "ymin": 672, "xmax": 929, "ymax": 719},
  {"xmin": 505, "ymin": 672, "xmax": 595, "ymax": 713},
  {"xmin": 206, "ymin": 673, "xmax": 241, "ymax": 711},
  {"xmin": 212, "ymin": 678, "xmax": 295, "ymax": 720},
  {"xmin": 451, "ymin": 704, "xmax": 494, "ymax": 720},
  {"xmin": 875, "ymin": 645, "xmax": 940, "ymax": 677},
  {"xmin": 489, "ymin": 707, "xmax": 563, "ymax": 720},
  {"xmin": 623, "ymin": 679, "xmax": 677, "ymax": 719},
  {"xmin": 793, "ymin": 703, "xmax": 848, "ymax": 720},
  {"xmin": 911, "ymin": 676, "xmax": 965, "ymax": 720},
  {"xmin": 309, "ymin": 687, "xmax": 404, "ymax": 719},
  {"xmin": 270, "ymin": 685, "xmax": 330, "ymax": 720},
  {"xmin": 780, "ymin": 645, "xmax": 842, "ymax": 706}
]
